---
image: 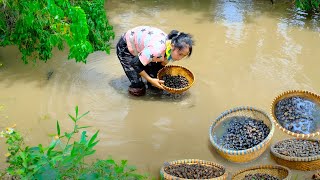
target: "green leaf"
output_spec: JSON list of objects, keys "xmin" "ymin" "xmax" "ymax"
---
[
  {"xmin": 121, "ymin": 160, "xmax": 128, "ymax": 166},
  {"xmin": 47, "ymin": 140, "xmax": 58, "ymax": 156},
  {"xmin": 75, "ymin": 106, "xmax": 79, "ymax": 117},
  {"xmin": 68, "ymin": 114, "xmax": 76, "ymax": 122},
  {"xmin": 64, "ymin": 132, "xmax": 73, "ymax": 139},
  {"xmin": 27, "ymin": 165, "xmax": 37, "ymax": 170},
  {"xmin": 19, "ymin": 152, "xmax": 27, "ymax": 168},
  {"xmin": 88, "ymin": 130, "xmax": 99, "ymax": 146},
  {"xmin": 115, "ymin": 166, "xmax": 124, "ymax": 174},
  {"xmin": 106, "ymin": 159, "xmax": 116, "ymax": 165},
  {"xmin": 56, "ymin": 121, "xmax": 60, "ymax": 136},
  {"xmin": 78, "ymin": 125, "xmax": 91, "ymax": 129},
  {"xmin": 84, "ymin": 149, "xmax": 96, "ymax": 156},
  {"xmin": 88, "ymin": 140, "xmax": 99, "ymax": 148},
  {"xmin": 51, "ymin": 154, "xmax": 63, "ymax": 162},
  {"xmin": 77, "ymin": 111, "xmax": 89, "ymax": 121},
  {"xmin": 38, "ymin": 144, "xmax": 44, "ymax": 153}
]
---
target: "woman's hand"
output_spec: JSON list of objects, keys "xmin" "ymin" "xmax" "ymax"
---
[
  {"xmin": 149, "ymin": 78, "xmax": 164, "ymax": 89},
  {"xmin": 139, "ymin": 70, "xmax": 164, "ymax": 90}
]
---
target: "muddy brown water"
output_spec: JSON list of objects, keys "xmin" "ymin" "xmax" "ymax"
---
[{"xmin": 1, "ymin": 0, "xmax": 320, "ymax": 179}]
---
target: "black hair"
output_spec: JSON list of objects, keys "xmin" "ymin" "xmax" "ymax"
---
[{"xmin": 168, "ymin": 30, "xmax": 194, "ymax": 57}]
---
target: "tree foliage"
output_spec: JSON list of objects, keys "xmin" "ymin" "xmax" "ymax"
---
[
  {"xmin": 0, "ymin": 0, "xmax": 115, "ymax": 64},
  {"xmin": 295, "ymin": 0, "xmax": 320, "ymax": 12}
]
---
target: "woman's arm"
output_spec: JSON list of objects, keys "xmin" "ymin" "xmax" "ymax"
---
[
  {"xmin": 130, "ymin": 56, "xmax": 164, "ymax": 89},
  {"xmin": 139, "ymin": 71, "xmax": 164, "ymax": 89},
  {"xmin": 161, "ymin": 59, "xmax": 169, "ymax": 66}
]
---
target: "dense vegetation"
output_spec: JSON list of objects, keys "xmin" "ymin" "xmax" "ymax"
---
[
  {"xmin": 0, "ymin": 0, "xmax": 115, "ymax": 64},
  {"xmin": 296, "ymin": 0, "xmax": 320, "ymax": 12},
  {"xmin": 0, "ymin": 106, "xmax": 147, "ymax": 179}
]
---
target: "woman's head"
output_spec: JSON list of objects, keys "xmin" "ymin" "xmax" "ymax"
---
[{"xmin": 168, "ymin": 30, "xmax": 194, "ymax": 61}]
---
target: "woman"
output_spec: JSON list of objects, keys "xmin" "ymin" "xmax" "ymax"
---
[{"xmin": 116, "ymin": 26, "xmax": 194, "ymax": 96}]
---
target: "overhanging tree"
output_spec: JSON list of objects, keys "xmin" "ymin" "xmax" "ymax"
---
[
  {"xmin": 295, "ymin": 0, "xmax": 320, "ymax": 12},
  {"xmin": 0, "ymin": 0, "xmax": 115, "ymax": 64}
]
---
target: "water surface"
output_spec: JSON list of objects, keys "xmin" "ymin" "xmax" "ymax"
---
[{"xmin": 1, "ymin": 0, "xmax": 320, "ymax": 179}]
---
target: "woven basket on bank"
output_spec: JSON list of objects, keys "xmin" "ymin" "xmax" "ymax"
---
[
  {"xmin": 157, "ymin": 65, "xmax": 195, "ymax": 94},
  {"xmin": 270, "ymin": 90, "xmax": 320, "ymax": 138},
  {"xmin": 160, "ymin": 159, "xmax": 227, "ymax": 180},
  {"xmin": 231, "ymin": 165, "xmax": 291, "ymax": 180},
  {"xmin": 209, "ymin": 106, "xmax": 275, "ymax": 163},
  {"xmin": 270, "ymin": 138, "xmax": 320, "ymax": 171}
]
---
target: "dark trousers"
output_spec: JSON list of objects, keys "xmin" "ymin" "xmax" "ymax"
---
[{"xmin": 116, "ymin": 35, "xmax": 164, "ymax": 88}]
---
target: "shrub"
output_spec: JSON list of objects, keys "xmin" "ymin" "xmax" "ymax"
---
[{"xmin": 0, "ymin": 106, "xmax": 147, "ymax": 180}]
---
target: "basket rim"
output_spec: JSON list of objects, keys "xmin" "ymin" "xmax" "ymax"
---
[
  {"xmin": 270, "ymin": 90, "xmax": 320, "ymax": 138},
  {"xmin": 157, "ymin": 64, "xmax": 195, "ymax": 92},
  {"xmin": 270, "ymin": 138, "xmax": 320, "ymax": 162},
  {"xmin": 160, "ymin": 159, "xmax": 227, "ymax": 180},
  {"xmin": 209, "ymin": 106, "xmax": 275, "ymax": 156},
  {"xmin": 231, "ymin": 164, "xmax": 291, "ymax": 179}
]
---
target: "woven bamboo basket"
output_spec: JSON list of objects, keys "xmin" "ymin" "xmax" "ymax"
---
[
  {"xmin": 160, "ymin": 159, "xmax": 227, "ymax": 180},
  {"xmin": 157, "ymin": 65, "xmax": 195, "ymax": 94},
  {"xmin": 270, "ymin": 90, "xmax": 320, "ymax": 138},
  {"xmin": 270, "ymin": 138, "xmax": 320, "ymax": 171},
  {"xmin": 231, "ymin": 165, "xmax": 291, "ymax": 180},
  {"xmin": 209, "ymin": 106, "xmax": 275, "ymax": 163}
]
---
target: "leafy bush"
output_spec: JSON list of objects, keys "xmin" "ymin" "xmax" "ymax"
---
[
  {"xmin": 0, "ymin": 106, "xmax": 147, "ymax": 180},
  {"xmin": 0, "ymin": 0, "xmax": 115, "ymax": 64}
]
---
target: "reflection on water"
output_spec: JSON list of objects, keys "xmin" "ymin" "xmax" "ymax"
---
[
  {"xmin": 212, "ymin": 0, "xmax": 250, "ymax": 45},
  {"xmin": 0, "ymin": 0, "xmax": 320, "ymax": 179},
  {"xmin": 282, "ymin": 8, "xmax": 320, "ymax": 31}
]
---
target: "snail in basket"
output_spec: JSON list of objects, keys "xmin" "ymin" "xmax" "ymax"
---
[
  {"xmin": 273, "ymin": 139, "xmax": 320, "ymax": 157},
  {"xmin": 220, "ymin": 116, "xmax": 270, "ymax": 150},
  {"xmin": 162, "ymin": 74, "xmax": 189, "ymax": 89},
  {"xmin": 274, "ymin": 96, "xmax": 320, "ymax": 134},
  {"xmin": 161, "ymin": 160, "xmax": 227, "ymax": 179},
  {"xmin": 244, "ymin": 173, "xmax": 280, "ymax": 180},
  {"xmin": 164, "ymin": 163, "xmax": 224, "ymax": 179}
]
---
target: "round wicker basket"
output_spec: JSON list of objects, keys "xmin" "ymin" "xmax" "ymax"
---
[
  {"xmin": 270, "ymin": 90, "xmax": 320, "ymax": 138},
  {"xmin": 209, "ymin": 106, "xmax": 275, "ymax": 163},
  {"xmin": 231, "ymin": 165, "xmax": 291, "ymax": 180},
  {"xmin": 157, "ymin": 65, "xmax": 195, "ymax": 94},
  {"xmin": 160, "ymin": 159, "xmax": 227, "ymax": 180},
  {"xmin": 270, "ymin": 138, "xmax": 320, "ymax": 171}
]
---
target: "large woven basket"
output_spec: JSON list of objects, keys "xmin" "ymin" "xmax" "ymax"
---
[
  {"xmin": 270, "ymin": 90, "xmax": 320, "ymax": 138},
  {"xmin": 270, "ymin": 138, "xmax": 320, "ymax": 171},
  {"xmin": 160, "ymin": 159, "xmax": 227, "ymax": 180},
  {"xmin": 157, "ymin": 65, "xmax": 195, "ymax": 94},
  {"xmin": 209, "ymin": 106, "xmax": 275, "ymax": 163},
  {"xmin": 231, "ymin": 165, "xmax": 291, "ymax": 180}
]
